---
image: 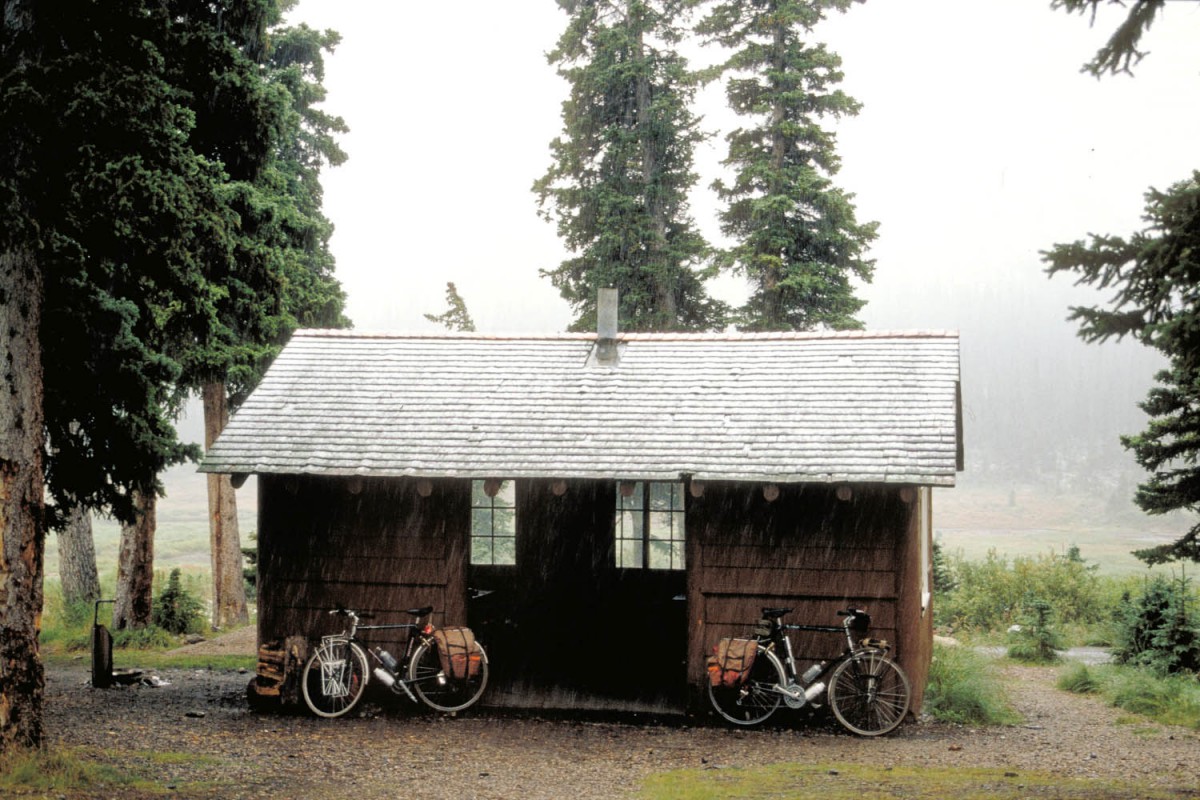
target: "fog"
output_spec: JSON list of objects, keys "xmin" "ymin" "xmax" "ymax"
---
[{"xmin": 157, "ymin": 1, "xmax": 1200, "ymax": 570}]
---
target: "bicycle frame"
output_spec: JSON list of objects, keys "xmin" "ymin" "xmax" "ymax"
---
[
  {"xmin": 758, "ymin": 609, "xmax": 877, "ymax": 706},
  {"xmin": 708, "ymin": 606, "xmax": 910, "ymax": 734},
  {"xmin": 328, "ymin": 608, "xmax": 440, "ymax": 702}
]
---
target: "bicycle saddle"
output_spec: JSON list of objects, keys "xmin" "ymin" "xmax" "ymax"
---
[
  {"xmin": 761, "ymin": 607, "xmax": 792, "ymax": 619},
  {"xmin": 406, "ymin": 605, "xmax": 434, "ymax": 617}
]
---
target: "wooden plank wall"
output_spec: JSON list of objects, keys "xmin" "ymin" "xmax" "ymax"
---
[
  {"xmin": 257, "ymin": 475, "xmax": 468, "ymax": 658},
  {"xmin": 687, "ymin": 482, "xmax": 913, "ymax": 696}
]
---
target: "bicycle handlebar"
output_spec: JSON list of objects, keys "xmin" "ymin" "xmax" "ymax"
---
[{"xmin": 329, "ymin": 608, "xmax": 375, "ymax": 620}]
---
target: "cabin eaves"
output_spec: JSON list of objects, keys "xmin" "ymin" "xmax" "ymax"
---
[{"xmin": 200, "ymin": 329, "xmax": 962, "ymax": 486}]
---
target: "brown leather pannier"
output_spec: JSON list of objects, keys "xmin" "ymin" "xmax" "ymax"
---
[
  {"xmin": 433, "ymin": 627, "xmax": 481, "ymax": 680},
  {"xmin": 706, "ymin": 637, "xmax": 758, "ymax": 688}
]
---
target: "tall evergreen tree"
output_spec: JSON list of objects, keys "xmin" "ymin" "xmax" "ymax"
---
[
  {"xmin": 1046, "ymin": 174, "xmax": 1200, "ymax": 564},
  {"xmin": 1045, "ymin": 0, "xmax": 1200, "ymax": 564},
  {"xmin": 1, "ymin": 0, "xmax": 235, "ymax": 751},
  {"xmin": 698, "ymin": 0, "xmax": 876, "ymax": 331},
  {"xmin": 166, "ymin": 3, "xmax": 348, "ymax": 629},
  {"xmin": 535, "ymin": 0, "xmax": 727, "ymax": 332}
]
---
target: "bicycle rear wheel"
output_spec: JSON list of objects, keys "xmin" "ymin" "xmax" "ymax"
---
[
  {"xmin": 828, "ymin": 649, "xmax": 910, "ymax": 736},
  {"xmin": 408, "ymin": 640, "xmax": 489, "ymax": 713},
  {"xmin": 301, "ymin": 639, "xmax": 369, "ymax": 718},
  {"xmin": 707, "ymin": 644, "xmax": 785, "ymax": 726}
]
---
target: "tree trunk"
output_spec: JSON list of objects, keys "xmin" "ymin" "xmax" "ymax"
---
[
  {"xmin": 203, "ymin": 381, "xmax": 248, "ymax": 629},
  {"xmin": 56, "ymin": 505, "xmax": 100, "ymax": 608},
  {"xmin": 112, "ymin": 488, "xmax": 155, "ymax": 630},
  {"xmin": 0, "ymin": 248, "xmax": 47, "ymax": 752}
]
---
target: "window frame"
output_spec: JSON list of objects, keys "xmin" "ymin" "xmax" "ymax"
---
[
  {"xmin": 469, "ymin": 478, "xmax": 516, "ymax": 566},
  {"xmin": 614, "ymin": 480, "xmax": 686, "ymax": 571}
]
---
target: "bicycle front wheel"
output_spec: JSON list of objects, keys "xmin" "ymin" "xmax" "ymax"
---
[
  {"xmin": 408, "ymin": 640, "xmax": 489, "ymax": 713},
  {"xmin": 301, "ymin": 639, "xmax": 369, "ymax": 719},
  {"xmin": 707, "ymin": 644, "xmax": 786, "ymax": 726},
  {"xmin": 828, "ymin": 649, "xmax": 911, "ymax": 736}
]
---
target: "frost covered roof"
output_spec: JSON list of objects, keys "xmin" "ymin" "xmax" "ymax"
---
[{"xmin": 200, "ymin": 329, "xmax": 962, "ymax": 486}]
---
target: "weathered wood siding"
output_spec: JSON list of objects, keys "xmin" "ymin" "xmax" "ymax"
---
[
  {"xmin": 688, "ymin": 483, "xmax": 924, "ymax": 710},
  {"xmin": 257, "ymin": 475, "xmax": 468, "ymax": 657},
  {"xmin": 255, "ymin": 474, "xmax": 932, "ymax": 716},
  {"xmin": 895, "ymin": 487, "xmax": 935, "ymax": 712}
]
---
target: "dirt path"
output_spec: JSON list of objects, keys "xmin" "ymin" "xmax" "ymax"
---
[{"xmin": 41, "ymin": 657, "xmax": 1199, "ymax": 799}]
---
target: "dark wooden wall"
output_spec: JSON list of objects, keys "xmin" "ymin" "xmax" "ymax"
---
[
  {"xmin": 257, "ymin": 474, "xmax": 468, "ymax": 658},
  {"xmin": 256, "ymin": 474, "xmax": 931, "ymax": 715},
  {"xmin": 687, "ymin": 482, "xmax": 926, "ymax": 711}
]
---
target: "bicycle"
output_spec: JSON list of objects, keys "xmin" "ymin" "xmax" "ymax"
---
[
  {"xmin": 301, "ymin": 606, "xmax": 489, "ymax": 718},
  {"xmin": 707, "ymin": 606, "xmax": 911, "ymax": 736}
]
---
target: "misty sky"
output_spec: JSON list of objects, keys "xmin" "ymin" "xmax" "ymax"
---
[
  {"xmin": 288, "ymin": 0, "xmax": 1200, "ymax": 338},
  {"xmin": 160, "ymin": 1, "xmax": 1200, "ymax": 571}
]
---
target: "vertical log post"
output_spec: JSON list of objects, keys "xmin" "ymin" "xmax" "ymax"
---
[{"xmin": 203, "ymin": 382, "xmax": 248, "ymax": 629}]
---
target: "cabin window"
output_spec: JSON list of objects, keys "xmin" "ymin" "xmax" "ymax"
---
[
  {"xmin": 470, "ymin": 479, "xmax": 516, "ymax": 565},
  {"xmin": 615, "ymin": 481, "xmax": 685, "ymax": 570}
]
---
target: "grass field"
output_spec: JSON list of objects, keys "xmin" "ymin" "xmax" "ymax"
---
[
  {"xmin": 934, "ymin": 479, "xmax": 1182, "ymax": 575},
  {"xmin": 43, "ymin": 467, "xmax": 1181, "ymax": 585},
  {"xmin": 43, "ymin": 463, "xmax": 258, "ymax": 583}
]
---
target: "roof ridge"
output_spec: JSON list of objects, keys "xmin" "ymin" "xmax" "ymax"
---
[{"xmin": 294, "ymin": 329, "xmax": 960, "ymax": 342}]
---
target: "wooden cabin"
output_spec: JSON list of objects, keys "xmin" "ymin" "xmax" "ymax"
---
[{"xmin": 202, "ymin": 319, "xmax": 962, "ymax": 717}]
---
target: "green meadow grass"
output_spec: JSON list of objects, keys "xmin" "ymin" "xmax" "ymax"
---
[{"xmin": 638, "ymin": 762, "xmax": 1187, "ymax": 800}]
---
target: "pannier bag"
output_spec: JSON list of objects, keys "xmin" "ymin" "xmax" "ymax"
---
[
  {"xmin": 706, "ymin": 637, "xmax": 758, "ymax": 688},
  {"xmin": 433, "ymin": 626, "xmax": 482, "ymax": 680}
]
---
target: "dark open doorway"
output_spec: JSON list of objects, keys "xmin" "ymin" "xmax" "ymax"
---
[{"xmin": 468, "ymin": 480, "xmax": 688, "ymax": 713}]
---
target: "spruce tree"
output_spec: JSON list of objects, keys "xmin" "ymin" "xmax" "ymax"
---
[
  {"xmin": 425, "ymin": 282, "xmax": 477, "ymax": 332},
  {"xmin": 535, "ymin": 0, "xmax": 727, "ymax": 332},
  {"xmin": 698, "ymin": 0, "xmax": 876, "ymax": 331},
  {"xmin": 1045, "ymin": 0, "xmax": 1200, "ymax": 563},
  {"xmin": 2, "ymin": 0, "xmax": 231, "ymax": 751}
]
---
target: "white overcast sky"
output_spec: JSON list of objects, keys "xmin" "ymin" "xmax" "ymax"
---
[{"xmin": 288, "ymin": 0, "xmax": 1200, "ymax": 335}]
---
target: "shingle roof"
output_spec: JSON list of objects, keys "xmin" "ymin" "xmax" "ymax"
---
[{"xmin": 200, "ymin": 329, "xmax": 962, "ymax": 486}]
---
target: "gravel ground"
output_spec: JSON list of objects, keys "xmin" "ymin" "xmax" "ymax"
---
[{"xmin": 42, "ymin": 651, "xmax": 1199, "ymax": 800}]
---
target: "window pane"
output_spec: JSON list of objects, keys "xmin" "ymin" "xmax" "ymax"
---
[
  {"xmin": 494, "ymin": 507, "xmax": 516, "ymax": 535},
  {"xmin": 617, "ymin": 482, "xmax": 643, "ymax": 510},
  {"xmin": 670, "ymin": 482, "xmax": 684, "ymax": 510},
  {"xmin": 471, "ymin": 480, "xmax": 490, "ymax": 507},
  {"xmin": 648, "ymin": 511, "xmax": 672, "ymax": 540},
  {"xmin": 494, "ymin": 536, "xmax": 516, "ymax": 566},
  {"xmin": 471, "ymin": 510, "xmax": 492, "ymax": 537},
  {"xmin": 648, "ymin": 540, "xmax": 671, "ymax": 570},
  {"xmin": 471, "ymin": 538, "xmax": 493, "ymax": 565},
  {"xmin": 620, "ymin": 538, "xmax": 643, "ymax": 569},
  {"xmin": 495, "ymin": 480, "xmax": 516, "ymax": 507},
  {"xmin": 649, "ymin": 482, "xmax": 672, "ymax": 510},
  {"xmin": 671, "ymin": 541, "xmax": 685, "ymax": 570}
]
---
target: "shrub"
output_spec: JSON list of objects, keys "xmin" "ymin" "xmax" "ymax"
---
[
  {"xmin": 932, "ymin": 538, "xmax": 957, "ymax": 593},
  {"xmin": 924, "ymin": 643, "xmax": 1021, "ymax": 725},
  {"xmin": 936, "ymin": 547, "xmax": 1117, "ymax": 635},
  {"xmin": 112, "ymin": 625, "xmax": 176, "ymax": 650},
  {"xmin": 152, "ymin": 568, "xmax": 205, "ymax": 636},
  {"xmin": 1111, "ymin": 573, "xmax": 1200, "ymax": 675},
  {"xmin": 1007, "ymin": 598, "xmax": 1065, "ymax": 663},
  {"xmin": 1057, "ymin": 663, "xmax": 1100, "ymax": 694}
]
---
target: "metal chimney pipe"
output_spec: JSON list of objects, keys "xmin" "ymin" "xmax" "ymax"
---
[
  {"xmin": 596, "ymin": 288, "xmax": 618, "ymax": 363},
  {"xmin": 597, "ymin": 288, "xmax": 618, "ymax": 340}
]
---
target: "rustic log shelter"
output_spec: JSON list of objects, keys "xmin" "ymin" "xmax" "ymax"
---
[{"xmin": 201, "ymin": 314, "xmax": 962, "ymax": 717}]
